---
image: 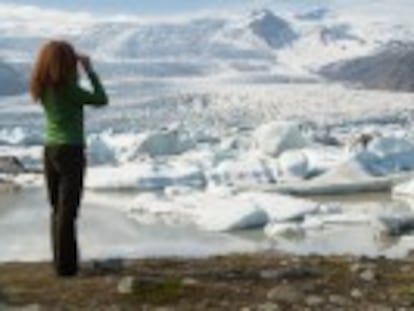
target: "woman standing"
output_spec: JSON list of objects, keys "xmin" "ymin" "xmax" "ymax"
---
[{"xmin": 30, "ymin": 40, "xmax": 108, "ymax": 277}]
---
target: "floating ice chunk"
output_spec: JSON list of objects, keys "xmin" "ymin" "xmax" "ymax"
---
[
  {"xmin": 368, "ymin": 137, "xmax": 414, "ymax": 158},
  {"xmin": 164, "ymin": 185, "xmax": 199, "ymax": 197},
  {"xmin": 98, "ymin": 128, "xmax": 194, "ymax": 163},
  {"xmin": 205, "ymin": 185, "xmax": 240, "ymax": 197},
  {"xmin": 206, "ymin": 152, "xmax": 276, "ymax": 188},
  {"xmin": 393, "ymin": 179, "xmax": 414, "ymax": 197},
  {"xmin": 0, "ymin": 156, "xmax": 25, "ymax": 174},
  {"xmin": 12, "ymin": 173, "xmax": 43, "ymax": 188},
  {"xmin": 278, "ymin": 150, "xmax": 309, "ymax": 180},
  {"xmin": 264, "ymin": 221, "xmax": 304, "ymax": 237},
  {"xmin": 128, "ymin": 189, "xmax": 319, "ymax": 232},
  {"xmin": 302, "ymin": 216, "xmax": 324, "ymax": 230},
  {"xmin": 129, "ymin": 193, "xmax": 194, "ymax": 226},
  {"xmin": 134, "ymin": 128, "xmax": 193, "ymax": 157},
  {"xmin": 377, "ymin": 212, "xmax": 414, "ymax": 235},
  {"xmin": 98, "ymin": 132, "xmax": 145, "ymax": 164},
  {"xmin": 238, "ymin": 192, "xmax": 320, "ymax": 222},
  {"xmin": 0, "ymin": 127, "xmax": 42, "ymax": 146},
  {"xmin": 188, "ymin": 195, "xmax": 268, "ymax": 231},
  {"xmin": 317, "ymin": 203, "xmax": 343, "ymax": 214},
  {"xmin": 305, "ymin": 213, "xmax": 371, "ymax": 226},
  {"xmin": 0, "ymin": 146, "xmax": 42, "ymax": 172},
  {"xmin": 301, "ymin": 146, "xmax": 346, "ymax": 177},
  {"xmin": 254, "ymin": 121, "xmax": 307, "ymax": 157},
  {"xmin": 85, "ymin": 160, "xmax": 205, "ymax": 190},
  {"xmin": 87, "ymin": 134, "xmax": 116, "ymax": 165},
  {"xmin": 129, "ymin": 191, "xmax": 269, "ymax": 231},
  {"xmin": 348, "ymin": 136, "xmax": 414, "ymax": 176},
  {"xmin": 314, "ymin": 153, "xmax": 373, "ymax": 182}
]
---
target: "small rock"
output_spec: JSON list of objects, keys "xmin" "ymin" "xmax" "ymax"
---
[
  {"xmin": 257, "ymin": 302, "xmax": 280, "ymax": 311},
  {"xmin": 267, "ymin": 285, "xmax": 302, "ymax": 303},
  {"xmin": 366, "ymin": 304, "xmax": 392, "ymax": 311},
  {"xmin": 350, "ymin": 263, "xmax": 361, "ymax": 273},
  {"xmin": 117, "ymin": 276, "xmax": 136, "ymax": 294},
  {"xmin": 306, "ymin": 295, "xmax": 324, "ymax": 306},
  {"xmin": 260, "ymin": 267, "xmax": 321, "ymax": 280},
  {"xmin": 5, "ymin": 305, "xmax": 41, "ymax": 311},
  {"xmin": 181, "ymin": 277, "xmax": 199, "ymax": 286},
  {"xmin": 329, "ymin": 294, "xmax": 348, "ymax": 306},
  {"xmin": 350, "ymin": 288, "xmax": 363, "ymax": 299},
  {"xmin": 360, "ymin": 269, "xmax": 376, "ymax": 282}
]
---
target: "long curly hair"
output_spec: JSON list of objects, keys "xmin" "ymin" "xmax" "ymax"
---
[{"xmin": 30, "ymin": 40, "xmax": 78, "ymax": 101}]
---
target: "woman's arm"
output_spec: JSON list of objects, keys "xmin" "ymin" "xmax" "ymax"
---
[{"xmin": 73, "ymin": 54, "xmax": 108, "ymax": 107}]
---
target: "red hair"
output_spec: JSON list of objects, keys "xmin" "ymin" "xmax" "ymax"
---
[{"xmin": 30, "ymin": 40, "xmax": 78, "ymax": 101}]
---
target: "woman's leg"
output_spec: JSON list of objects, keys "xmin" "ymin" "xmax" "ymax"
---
[
  {"xmin": 49, "ymin": 145, "xmax": 85, "ymax": 276},
  {"xmin": 43, "ymin": 147, "xmax": 60, "ymax": 272}
]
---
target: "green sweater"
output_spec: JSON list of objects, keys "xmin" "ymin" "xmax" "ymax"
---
[{"xmin": 41, "ymin": 70, "xmax": 108, "ymax": 146}]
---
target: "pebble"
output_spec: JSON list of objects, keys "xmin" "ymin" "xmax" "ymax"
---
[
  {"xmin": 257, "ymin": 302, "xmax": 280, "ymax": 311},
  {"xmin": 260, "ymin": 267, "xmax": 321, "ymax": 280},
  {"xmin": 181, "ymin": 277, "xmax": 199, "ymax": 286},
  {"xmin": 305, "ymin": 295, "xmax": 324, "ymax": 306},
  {"xmin": 117, "ymin": 276, "xmax": 136, "ymax": 294},
  {"xmin": 400, "ymin": 265, "xmax": 411, "ymax": 273},
  {"xmin": 329, "ymin": 294, "xmax": 348, "ymax": 306},
  {"xmin": 1, "ymin": 305, "xmax": 41, "ymax": 311},
  {"xmin": 350, "ymin": 263, "xmax": 361, "ymax": 273},
  {"xmin": 350, "ymin": 288, "xmax": 363, "ymax": 299},
  {"xmin": 360, "ymin": 269, "xmax": 376, "ymax": 282},
  {"xmin": 267, "ymin": 285, "xmax": 302, "ymax": 303},
  {"xmin": 366, "ymin": 305, "xmax": 392, "ymax": 311}
]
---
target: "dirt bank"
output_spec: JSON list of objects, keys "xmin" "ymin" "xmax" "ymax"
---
[{"xmin": 1, "ymin": 253, "xmax": 414, "ymax": 310}]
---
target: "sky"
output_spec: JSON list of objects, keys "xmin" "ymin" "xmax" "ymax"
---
[
  {"xmin": 0, "ymin": 0, "xmax": 249, "ymax": 14},
  {"xmin": 0, "ymin": 0, "xmax": 413, "ymax": 21},
  {"xmin": 0, "ymin": 0, "xmax": 372, "ymax": 15}
]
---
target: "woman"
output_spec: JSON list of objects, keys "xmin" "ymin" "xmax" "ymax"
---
[{"xmin": 30, "ymin": 40, "xmax": 108, "ymax": 277}]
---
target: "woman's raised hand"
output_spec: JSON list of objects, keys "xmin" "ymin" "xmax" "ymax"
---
[{"xmin": 77, "ymin": 53, "xmax": 92, "ymax": 72}]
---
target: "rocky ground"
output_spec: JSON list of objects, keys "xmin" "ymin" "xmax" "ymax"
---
[{"xmin": 1, "ymin": 253, "xmax": 414, "ymax": 310}]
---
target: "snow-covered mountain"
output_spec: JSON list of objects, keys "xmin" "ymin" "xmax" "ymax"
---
[
  {"xmin": 319, "ymin": 44, "xmax": 414, "ymax": 92},
  {"xmin": 0, "ymin": 5, "xmax": 413, "ymax": 86},
  {"xmin": 248, "ymin": 9, "xmax": 297, "ymax": 49},
  {"xmin": 295, "ymin": 8, "xmax": 331, "ymax": 21}
]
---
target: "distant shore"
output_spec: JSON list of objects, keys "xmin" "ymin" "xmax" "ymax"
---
[{"xmin": 1, "ymin": 253, "xmax": 414, "ymax": 310}]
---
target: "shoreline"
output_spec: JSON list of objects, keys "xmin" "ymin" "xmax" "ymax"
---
[{"xmin": 1, "ymin": 252, "xmax": 414, "ymax": 310}]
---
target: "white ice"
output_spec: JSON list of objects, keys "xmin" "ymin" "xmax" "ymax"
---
[{"xmin": 128, "ymin": 190, "xmax": 321, "ymax": 232}]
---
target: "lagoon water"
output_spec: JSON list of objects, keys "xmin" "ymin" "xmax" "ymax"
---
[{"xmin": 1, "ymin": 186, "xmax": 413, "ymax": 263}]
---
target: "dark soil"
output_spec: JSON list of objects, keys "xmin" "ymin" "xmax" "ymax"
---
[{"xmin": 0, "ymin": 253, "xmax": 414, "ymax": 310}]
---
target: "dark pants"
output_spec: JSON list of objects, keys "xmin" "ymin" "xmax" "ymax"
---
[{"xmin": 43, "ymin": 145, "xmax": 85, "ymax": 276}]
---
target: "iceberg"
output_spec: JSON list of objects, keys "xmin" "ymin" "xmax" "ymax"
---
[
  {"xmin": 377, "ymin": 212, "xmax": 414, "ymax": 235},
  {"xmin": 85, "ymin": 160, "xmax": 205, "ymax": 190},
  {"xmin": 277, "ymin": 150, "xmax": 309, "ymax": 181},
  {"xmin": 253, "ymin": 121, "xmax": 307, "ymax": 157},
  {"xmin": 206, "ymin": 152, "xmax": 276, "ymax": 188},
  {"xmin": 128, "ymin": 190, "xmax": 321, "ymax": 232}
]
